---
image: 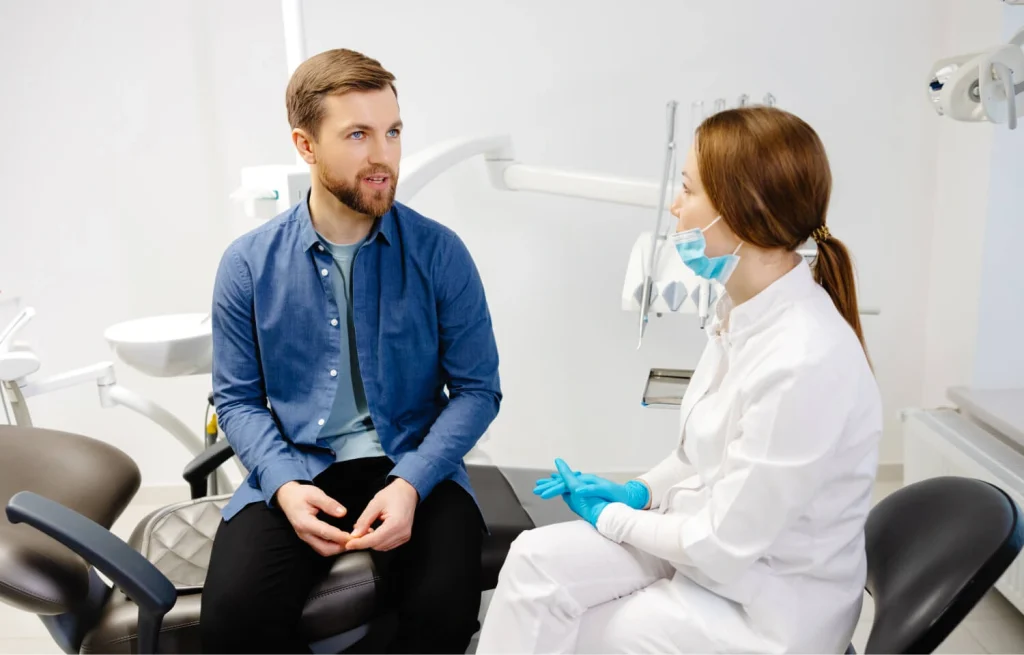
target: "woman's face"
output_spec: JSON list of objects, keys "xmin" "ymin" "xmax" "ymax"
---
[{"xmin": 671, "ymin": 145, "xmax": 738, "ymax": 257}]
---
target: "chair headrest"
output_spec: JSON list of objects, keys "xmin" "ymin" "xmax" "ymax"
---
[
  {"xmin": 864, "ymin": 476, "xmax": 1024, "ymax": 653},
  {"xmin": 0, "ymin": 425, "xmax": 140, "ymax": 614}
]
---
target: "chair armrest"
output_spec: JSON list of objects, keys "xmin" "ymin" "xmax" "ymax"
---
[
  {"xmin": 182, "ymin": 439, "xmax": 235, "ymax": 499},
  {"xmin": 5, "ymin": 491, "xmax": 176, "ymax": 654}
]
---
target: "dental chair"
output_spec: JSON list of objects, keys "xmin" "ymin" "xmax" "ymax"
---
[
  {"xmin": 6, "ymin": 424, "xmax": 1023, "ymax": 655},
  {"xmin": 851, "ymin": 475, "xmax": 1024, "ymax": 654},
  {"xmin": 0, "ymin": 425, "xmax": 536, "ymax": 654}
]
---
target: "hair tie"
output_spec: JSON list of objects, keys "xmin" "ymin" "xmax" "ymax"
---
[{"xmin": 812, "ymin": 225, "xmax": 831, "ymax": 244}]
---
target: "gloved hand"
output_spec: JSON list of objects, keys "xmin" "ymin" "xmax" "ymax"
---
[
  {"xmin": 549, "ymin": 458, "xmax": 610, "ymax": 528},
  {"xmin": 534, "ymin": 466, "xmax": 650, "ymax": 510}
]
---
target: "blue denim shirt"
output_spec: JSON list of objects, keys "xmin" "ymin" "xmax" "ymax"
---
[{"xmin": 211, "ymin": 197, "xmax": 501, "ymax": 521}]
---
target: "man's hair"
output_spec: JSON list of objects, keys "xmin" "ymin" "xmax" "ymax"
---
[{"xmin": 285, "ymin": 48, "xmax": 397, "ymax": 138}]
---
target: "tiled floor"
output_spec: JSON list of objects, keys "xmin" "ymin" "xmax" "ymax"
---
[
  {"xmin": 3, "ymin": 482, "xmax": 1024, "ymax": 653},
  {"xmin": 851, "ymin": 576, "xmax": 1024, "ymax": 653}
]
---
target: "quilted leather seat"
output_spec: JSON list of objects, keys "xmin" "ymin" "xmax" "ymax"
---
[{"xmin": 0, "ymin": 425, "xmax": 536, "ymax": 654}]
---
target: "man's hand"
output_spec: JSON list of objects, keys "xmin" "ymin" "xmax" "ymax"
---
[
  {"xmin": 345, "ymin": 478, "xmax": 419, "ymax": 552},
  {"xmin": 275, "ymin": 481, "xmax": 351, "ymax": 557}
]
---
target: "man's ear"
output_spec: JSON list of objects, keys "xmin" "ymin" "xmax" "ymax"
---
[{"xmin": 292, "ymin": 128, "xmax": 317, "ymax": 165}]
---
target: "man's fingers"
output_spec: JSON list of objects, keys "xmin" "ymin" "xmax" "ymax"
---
[
  {"xmin": 349, "ymin": 530, "xmax": 409, "ymax": 552},
  {"xmin": 304, "ymin": 534, "xmax": 344, "ymax": 557},
  {"xmin": 309, "ymin": 489, "xmax": 347, "ymax": 518},
  {"xmin": 351, "ymin": 499, "xmax": 383, "ymax": 538},
  {"xmin": 345, "ymin": 528, "xmax": 386, "ymax": 551},
  {"xmin": 304, "ymin": 518, "xmax": 350, "ymax": 545},
  {"xmin": 375, "ymin": 533, "xmax": 411, "ymax": 552},
  {"xmin": 347, "ymin": 518, "xmax": 410, "ymax": 552}
]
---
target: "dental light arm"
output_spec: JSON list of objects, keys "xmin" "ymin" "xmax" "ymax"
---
[
  {"xmin": 233, "ymin": 134, "xmax": 695, "ymax": 344},
  {"xmin": 234, "ymin": 130, "xmax": 874, "ymax": 342}
]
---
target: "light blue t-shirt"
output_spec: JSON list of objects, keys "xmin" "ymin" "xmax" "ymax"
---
[{"xmin": 317, "ymin": 233, "xmax": 386, "ymax": 462}]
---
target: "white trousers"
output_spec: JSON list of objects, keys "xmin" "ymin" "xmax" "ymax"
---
[{"xmin": 477, "ymin": 520, "xmax": 757, "ymax": 654}]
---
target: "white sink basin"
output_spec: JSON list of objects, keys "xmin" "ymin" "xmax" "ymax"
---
[{"xmin": 104, "ymin": 313, "xmax": 212, "ymax": 377}]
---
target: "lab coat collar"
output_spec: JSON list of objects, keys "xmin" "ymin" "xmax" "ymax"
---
[
  {"xmin": 715, "ymin": 258, "xmax": 816, "ymax": 340},
  {"xmin": 298, "ymin": 189, "xmax": 395, "ymax": 252}
]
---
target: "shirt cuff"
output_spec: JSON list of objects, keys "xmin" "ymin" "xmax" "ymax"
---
[
  {"xmin": 388, "ymin": 452, "xmax": 442, "ymax": 503},
  {"xmin": 596, "ymin": 502, "xmax": 634, "ymax": 542},
  {"xmin": 258, "ymin": 458, "xmax": 310, "ymax": 507}
]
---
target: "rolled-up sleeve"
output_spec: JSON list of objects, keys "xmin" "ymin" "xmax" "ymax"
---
[
  {"xmin": 598, "ymin": 357, "xmax": 851, "ymax": 585},
  {"xmin": 212, "ymin": 246, "xmax": 308, "ymax": 506},
  {"xmin": 388, "ymin": 232, "xmax": 501, "ymax": 501}
]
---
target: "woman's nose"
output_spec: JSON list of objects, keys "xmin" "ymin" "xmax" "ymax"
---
[{"xmin": 670, "ymin": 192, "xmax": 683, "ymax": 219}]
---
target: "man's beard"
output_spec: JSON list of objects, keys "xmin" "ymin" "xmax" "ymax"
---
[{"xmin": 319, "ymin": 164, "xmax": 398, "ymax": 218}]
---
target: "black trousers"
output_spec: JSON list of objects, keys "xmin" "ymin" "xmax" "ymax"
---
[{"xmin": 200, "ymin": 457, "xmax": 483, "ymax": 654}]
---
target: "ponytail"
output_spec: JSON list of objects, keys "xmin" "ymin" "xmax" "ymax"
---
[{"xmin": 812, "ymin": 233, "xmax": 870, "ymax": 366}]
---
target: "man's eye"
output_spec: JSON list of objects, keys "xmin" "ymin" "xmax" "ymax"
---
[
  {"xmin": 350, "ymin": 131, "xmax": 365, "ymax": 140},
  {"xmin": 387, "ymin": 128, "xmax": 400, "ymax": 137}
]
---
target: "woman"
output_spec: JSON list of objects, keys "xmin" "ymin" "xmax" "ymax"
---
[{"xmin": 476, "ymin": 106, "xmax": 882, "ymax": 654}]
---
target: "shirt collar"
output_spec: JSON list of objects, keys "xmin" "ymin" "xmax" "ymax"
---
[
  {"xmin": 714, "ymin": 257, "xmax": 816, "ymax": 337},
  {"xmin": 297, "ymin": 190, "xmax": 395, "ymax": 252}
]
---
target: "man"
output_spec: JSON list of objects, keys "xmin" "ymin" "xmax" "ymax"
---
[{"xmin": 200, "ymin": 48, "xmax": 501, "ymax": 654}]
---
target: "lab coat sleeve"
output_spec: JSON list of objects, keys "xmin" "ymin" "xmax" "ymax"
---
[
  {"xmin": 388, "ymin": 232, "xmax": 502, "ymax": 502},
  {"xmin": 211, "ymin": 246, "xmax": 309, "ymax": 506},
  {"xmin": 597, "ymin": 355, "xmax": 851, "ymax": 585},
  {"xmin": 638, "ymin": 449, "xmax": 695, "ymax": 510}
]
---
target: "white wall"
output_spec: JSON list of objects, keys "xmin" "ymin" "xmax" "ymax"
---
[
  {"xmin": 972, "ymin": 5, "xmax": 1024, "ymax": 388},
  {"xmin": 304, "ymin": 0, "xmax": 944, "ymax": 469},
  {"xmin": 921, "ymin": 0, "xmax": 1004, "ymax": 408},
  {"xmin": 0, "ymin": 0, "xmax": 290, "ymax": 486},
  {"xmin": 2, "ymin": 0, "xmax": 991, "ymax": 486}
]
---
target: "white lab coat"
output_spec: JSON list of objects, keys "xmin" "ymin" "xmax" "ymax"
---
[{"xmin": 478, "ymin": 260, "xmax": 882, "ymax": 654}]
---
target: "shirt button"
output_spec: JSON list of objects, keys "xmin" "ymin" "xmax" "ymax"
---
[
  {"xmin": 317, "ymin": 244, "xmax": 324, "ymax": 252},
  {"xmin": 330, "ymin": 369, "xmax": 338, "ymax": 377},
  {"xmin": 331, "ymin": 318, "xmax": 339, "ymax": 327},
  {"xmin": 318, "ymin": 418, "xmax": 325, "ymax": 426},
  {"xmin": 321, "ymin": 268, "xmax": 329, "ymax": 277}
]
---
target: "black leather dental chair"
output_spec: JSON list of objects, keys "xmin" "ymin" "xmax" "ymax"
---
[
  {"xmin": 6, "ymin": 424, "xmax": 1024, "ymax": 655},
  {"xmin": 852, "ymin": 475, "xmax": 1024, "ymax": 653},
  {"xmin": 0, "ymin": 425, "xmax": 536, "ymax": 654}
]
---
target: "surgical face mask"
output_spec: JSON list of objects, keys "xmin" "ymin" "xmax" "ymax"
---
[{"xmin": 670, "ymin": 216, "xmax": 742, "ymax": 284}]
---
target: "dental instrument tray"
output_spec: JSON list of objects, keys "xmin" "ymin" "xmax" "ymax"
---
[{"xmin": 642, "ymin": 368, "xmax": 693, "ymax": 408}]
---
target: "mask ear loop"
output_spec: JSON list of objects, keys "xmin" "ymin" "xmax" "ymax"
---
[
  {"xmin": 702, "ymin": 215, "xmax": 723, "ymax": 232},
  {"xmin": 704, "ymin": 215, "xmax": 743, "ymax": 255}
]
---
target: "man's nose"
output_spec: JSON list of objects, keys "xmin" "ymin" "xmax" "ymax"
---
[{"xmin": 367, "ymin": 135, "xmax": 392, "ymax": 166}]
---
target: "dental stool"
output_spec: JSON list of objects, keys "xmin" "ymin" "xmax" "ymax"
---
[
  {"xmin": 0, "ymin": 425, "xmax": 535, "ymax": 654},
  {"xmin": 852, "ymin": 476, "xmax": 1024, "ymax": 653}
]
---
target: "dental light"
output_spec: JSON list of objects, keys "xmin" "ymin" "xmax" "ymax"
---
[{"xmin": 928, "ymin": 26, "xmax": 1024, "ymax": 130}]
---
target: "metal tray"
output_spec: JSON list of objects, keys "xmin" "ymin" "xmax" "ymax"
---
[{"xmin": 642, "ymin": 368, "xmax": 693, "ymax": 408}]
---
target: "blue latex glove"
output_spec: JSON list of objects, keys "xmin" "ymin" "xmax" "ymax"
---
[
  {"xmin": 534, "ymin": 467, "xmax": 649, "ymax": 510},
  {"xmin": 550, "ymin": 459, "xmax": 610, "ymax": 527}
]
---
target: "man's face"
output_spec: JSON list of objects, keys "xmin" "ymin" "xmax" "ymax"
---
[{"xmin": 297, "ymin": 88, "xmax": 402, "ymax": 217}]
